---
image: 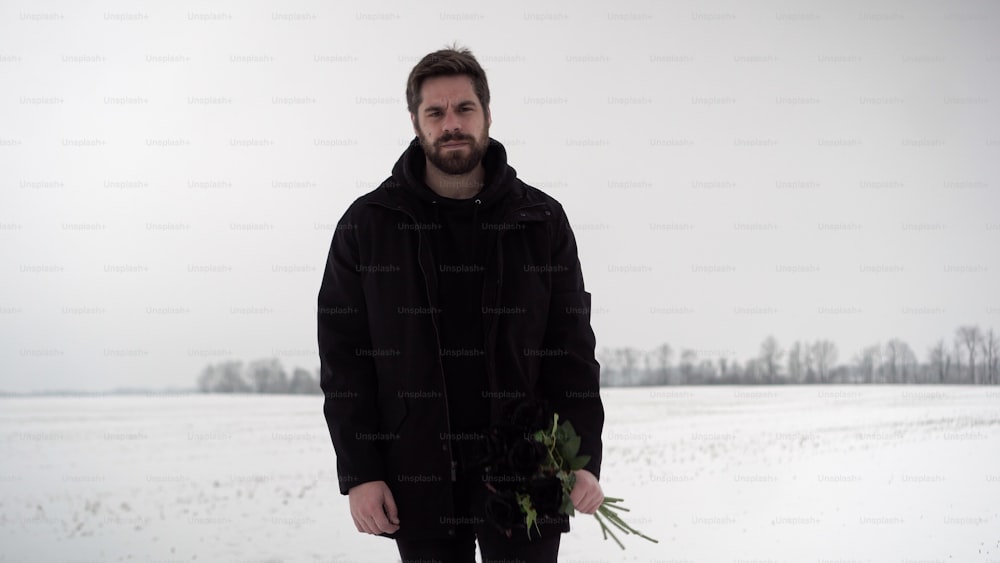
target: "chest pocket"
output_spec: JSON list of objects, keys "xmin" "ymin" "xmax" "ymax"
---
[{"xmin": 514, "ymin": 206, "xmax": 552, "ymax": 224}]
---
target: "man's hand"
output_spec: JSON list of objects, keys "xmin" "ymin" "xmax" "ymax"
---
[
  {"xmin": 348, "ymin": 480, "xmax": 400, "ymax": 534},
  {"xmin": 570, "ymin": 469, "xmax": 604, "ymax": 514}
]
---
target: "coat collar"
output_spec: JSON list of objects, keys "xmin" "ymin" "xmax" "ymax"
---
[{"xmin": 366, "ymin": 136, "xmax": 529, "ymax": 220}]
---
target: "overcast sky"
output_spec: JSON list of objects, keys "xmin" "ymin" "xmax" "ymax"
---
[{"xmin": 1, "ymin": 1, "xmax": 997, "ymax": 392}]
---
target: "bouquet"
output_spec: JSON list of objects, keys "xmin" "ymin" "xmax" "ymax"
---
[{"xmin": 478, "ymin": 398, "xmax": 658, "ymax": 549}]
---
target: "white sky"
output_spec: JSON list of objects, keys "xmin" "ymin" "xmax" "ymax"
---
[{"xmin": 1, "ymin": 1, "xmax": 998, "ymax": 392}]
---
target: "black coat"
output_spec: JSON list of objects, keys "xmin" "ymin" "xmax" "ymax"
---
[{"xmin": 317, "ymin": 137, "xmax": 604, "ymax": 540}]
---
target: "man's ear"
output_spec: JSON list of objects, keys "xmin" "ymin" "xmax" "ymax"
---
[
  {"xmin": 410, "ymin": 112, "xmax": 420, "ymax": 137},
  {"xmin": 486, "ymin": 106, "xmax": 492, "ymax": 128}
]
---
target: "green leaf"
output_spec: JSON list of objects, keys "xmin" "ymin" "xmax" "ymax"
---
[
  {"xmin": 568, "ymin": 454, "xmax": 591, "ymax": 470},
  {"xmin": 560, "ymin": 493, "xmax": 575, "ymax": 516},
  {"xmin": 556, "ymin": 470, "xmax": 572, "ymax": 488},
  {"xmin": 518, "ymin": 492, "xmax": 540, "ymax": 539},
  {"xmin": 559, "ymin": 435, "xmax": 581, "ymax": 462},
  {"xmin": 559, "ymin": 419, "xmax": 577, "ymax": 439}
]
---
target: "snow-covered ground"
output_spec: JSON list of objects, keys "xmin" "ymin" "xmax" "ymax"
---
[{"xmin": 1, "ymin": 386, "xmax": 998, "ymax": 562}]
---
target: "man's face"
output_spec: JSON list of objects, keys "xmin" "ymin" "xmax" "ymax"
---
[{"xmin": 411, "ymin": 74, "xmax": 492, "ymax": 176}]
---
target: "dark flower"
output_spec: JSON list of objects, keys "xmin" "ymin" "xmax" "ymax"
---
[
  {"xmin": 482, "ymin": 426, "xmax": 514, "ymax": 467},
  {"xmin": 509, "ymin": 398, "xmax": 549, "ymax": 433},
  {"xmin": 528, "ymin": 475, "xmax": 564, "ymax": 515},
  {"xmin": 481, "ymin": 401, "xmax": 660, "ymax": 549},
  {"xmin": 507, "ymin": 438, "xmax": 547, "ymax": 477},
  {"xmin": 484, "ymin": 488, "xmax": 520, "ymax": 536},
  {"xmin": 482, "ymin": 459, "xmax": 520, "ymax": 492},
  {"xmin": 487, "ymin": 420, "xmax": 521, "ymax": 453}
]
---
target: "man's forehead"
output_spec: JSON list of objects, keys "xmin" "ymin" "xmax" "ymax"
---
[{"xmin": 420, "ymin": 76, "xmax": 477, "ymax": 102}]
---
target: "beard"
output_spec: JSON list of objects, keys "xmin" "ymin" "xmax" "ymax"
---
[{"xmin": 418, "ymin": 127, "xmax": 490, "ymax": 176}]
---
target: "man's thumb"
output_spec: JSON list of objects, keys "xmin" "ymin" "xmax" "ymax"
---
[{"xmin": 383, "ymin": 486, "xmax": 400, "ymax": 524}]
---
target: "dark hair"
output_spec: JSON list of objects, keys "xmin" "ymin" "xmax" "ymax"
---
[{"xmin": 406, "ymin": 42, "xmax": 490, "ymax": 116}]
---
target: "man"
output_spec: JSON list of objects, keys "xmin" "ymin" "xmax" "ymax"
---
[{"xmin": 317, "ymin": 44, "xmax": 605, "ymax": 563}]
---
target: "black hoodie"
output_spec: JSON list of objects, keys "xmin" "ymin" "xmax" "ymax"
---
[{"xmin": 390, "ymin": 136, "xmax": 516, "ymax": 436}]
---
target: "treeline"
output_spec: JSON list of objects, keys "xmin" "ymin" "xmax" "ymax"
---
[
  {"xmin": 197, "ymin": 324, "xmax": 998, "ymax": 392},
  {"xmin": 600, "ymin": 324, "xmax": 999, "ymax": 386},
  {"xmin": 197, "ymin": 359, "xmax": 321, "ymax": 394}
]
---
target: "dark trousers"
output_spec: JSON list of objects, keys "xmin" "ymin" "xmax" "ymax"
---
[
  {"xmin": 396, "ymin": 532, "xmax": 560, "ymax": 563},
  {"xmin": 395, "ymin": 451, "xmax": 561, "ymax": 563}
]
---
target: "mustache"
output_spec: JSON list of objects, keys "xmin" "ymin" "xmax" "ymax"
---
[{"xmin": 438, "ymin": 135, "xmax": 470, "ymax": 145}]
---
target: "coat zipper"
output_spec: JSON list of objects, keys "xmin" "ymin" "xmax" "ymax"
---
[{"xmin": 368, "ymin": 201, "xmax": 458, "ymax": 482}]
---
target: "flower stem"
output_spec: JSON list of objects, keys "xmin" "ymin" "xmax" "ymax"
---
[
  {"xmin": 593, "ymin": 500, "xmax": 659, "ymax": 548},
  {"xmin": 592, "ymin": 510, "xmax": 625, "ymax": 550}
]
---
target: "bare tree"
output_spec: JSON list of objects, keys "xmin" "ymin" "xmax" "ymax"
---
[
  {"xmin": 980, "ymin": 328, "xmax": 999, "ymax": 384},
  {"xmin": 288, "ymin": 367, "xmax": 320, "ymax": 394},
  {"xmin": 248, "ymin": 358, "xmax": 288, "ymax": 393},
  {"xmin": 928, "ymin": 340, "xmax": 950, "ymax": 383},
  {"xmin": 898, "ymin": 340, "xmax": 918, "ymax": 382},
  {"xmin": 743, "ymin": 358, "xmax": 761, "ymax": 383},
  {"xmin": 198, "ymin": 364, "xmax": 219, "ymax": 393},
  {"xmin": 649, "ymin": 343, "xmax": 672, "ymax": 385},
  {"xmin": 697, "ymin": 359, "xmax": 718, "ymax": 382},
  {"xmin": 198, "ymin": 360, "xmax": 251, "ymax": 393},
  {"xmin": 811, "ymin": 340, "xmax": 838, "ymax": 383},
  {"xmin": 598, "ymin": 346, "xmax": 622, "ymax": 386},
  {"xmin": 728, "ymin": 359, "xmax": 743, "ymax": 383},
  {"xmin": 679, "ymin": 349, "xmax": 697, "ymax": 384},
  {"xmin": 802, "ymin": 343, "xmax": 817, "ymax": 382},
  {"xmin": 854, "ymin": 344, "xmax": 881, "ymax": 384},
  {"xmin": 883, "ymin": 339, "xmax": 917, "ymax": 383},
  {"xmin": 617, "ymin": 347, "xmax": 643, "ymax": 385},
  {"xmin": 787, "ymin": 341, "xmax": 804, "ymax": 383},
  {"xmin": 759, "ymin": 335, "xmax": 784, "ymax": 383},
  {"xmin": 197, "ymin": 364, "xmax": 216, "ymax": 392},
  {"xmin": 956, "ymin": 326, "xmax": 982, "ymax": 383},
  {"xmin": 883, "ymin": 340, "xmax": 900, "ymax": 383}
]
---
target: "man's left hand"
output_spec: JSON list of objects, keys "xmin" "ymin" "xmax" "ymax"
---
[{"xmin": 570, "ymin": 468, "xmax": 604, "ymax": 514}]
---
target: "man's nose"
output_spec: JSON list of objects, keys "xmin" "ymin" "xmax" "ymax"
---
[{"xmin": 442, "ymin": 109, "xmax": 462, "ymax": 134}]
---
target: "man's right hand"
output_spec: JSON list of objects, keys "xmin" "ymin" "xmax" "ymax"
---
[{"xmin": 348, "ymin": 480, "xmax": 400, "ymax": 535}]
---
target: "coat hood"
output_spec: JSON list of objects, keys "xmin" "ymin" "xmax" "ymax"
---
[{"xmin": 390, "ymin": 136, "xmax": 516, "ymax": 225}]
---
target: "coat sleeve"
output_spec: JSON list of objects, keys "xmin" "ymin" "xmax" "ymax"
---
[
  {"xmin": 537, "ymin": 202, "xmax": 605, "ymax": 480},
  {"xmin": 317, "ymin": 202, "xmax": 386, "ymax": 495}
]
